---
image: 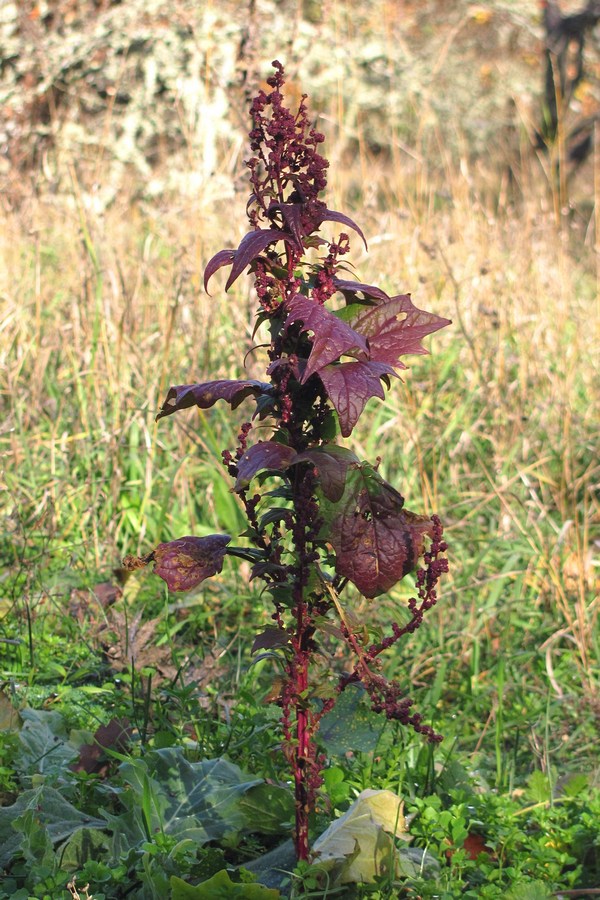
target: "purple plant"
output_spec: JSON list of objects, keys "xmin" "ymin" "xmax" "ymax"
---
[{"xmin": 125, "ymin": 61, "xmax": 450, "ymax": 862}]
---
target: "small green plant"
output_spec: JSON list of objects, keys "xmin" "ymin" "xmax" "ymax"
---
[{"xmin": 125, "ymin": 60, "xmax": 450, "ymax": 862}]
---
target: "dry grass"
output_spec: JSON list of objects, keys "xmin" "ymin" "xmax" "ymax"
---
[{"xmin": 0, "ymin": 103, "xmax": 598, "ymax": 769}]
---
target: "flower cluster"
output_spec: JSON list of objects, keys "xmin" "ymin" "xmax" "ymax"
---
[{"xmin": 247, "ymin": 59, "xmax": 329, "ymax": 234}]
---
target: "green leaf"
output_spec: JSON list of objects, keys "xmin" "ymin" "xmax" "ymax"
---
[
  {"xmin": 12, "ymin": 807, "xmax": 54, "ymax": 867},
  {"xmin": 59, "ymin": 827, "xmax": 112, "ymax": 872},
  {"xmin": 318, "ymin": 686, "xmax": 383, "ymax": 756},
  {"xmin": 437, "ymin": 759, "xmax": 475, "ymax": 795},
  {"xmin": 264, "ymin": 584, "xmax": 294, "ymax": 608},
  {"xmin": 251, "ymin": 627, "xmax": 291, "ymax": 654},
  {"xmin": 506, "ymin": 881, "xmax": 553, "ymax": 900},
  {"xmin": 0, "ymin": 786, "xmax": 105, "ymax": 868},
  {"xmin": 238, "ymin": 783, "xmax": 294, "ymax": 835},
  {"xmin": 113, "ymin": 750, "xmax": 264, "ymax": 848},
  {"xmin": 397, "ymin": 847, "xmax": 440, "ymax": 879},
  {"xmin": 560, "ymin": 772, "xmax": 588, "ymax": 797},
  {"xmin": 526, "ymin": 770, "xmax": 552, "ymax": 803},
  {"xmin": 258, "ymin": 507, "xmax": 291, "ymax": 530},
  {"xmin": 322, "ymin": 766, "xmax": 351, "ymax": 809},
  {"xmin": 17, "ymin": 708, "xmax": 78, "ymax": 777},
  {"xmin": 170, "ymin": 870, "xmax": 280, "ymax": 899}
]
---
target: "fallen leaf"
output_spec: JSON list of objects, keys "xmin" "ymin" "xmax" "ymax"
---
[
  {"xmin": 101, "ymin": 609, "xmax": 176, "ymax": 680},
  {"xmin": 0, "ymin": 691, "xmax": 21, "ymax": 732},
  {"xmin": 311, "ymin": 789, "xmax": 410, "ymax": 884},
  {"xmin": 71, "ymin": 718, "xmax": 132, "ymax": 774}
]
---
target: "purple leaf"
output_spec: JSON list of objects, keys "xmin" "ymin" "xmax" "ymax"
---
[
  {"xmin": 225, "ymin": 228, "xmax": 290, "ymax": 291},
  {"xmin": 293, "ymin": 444, "xmax": 359, "ymax": 501},
  {"xmin": 234, "ymin": 441, "xmax": 297, "ymax": 492},
  {"xmin": 152, "ymin": 534, "xmax": 231, "ymax": 592},
  {"xmin": 269, "ymin": 202, "xmax": 304, "ymax": 248},
  {"xmin": 283, "ymin": 295, "xmax": 368, "ymax": 383},
  {"xmin": 345, "ymin": 294, "xmax": 451, "ymax": 367},
  {"xmin": 318, "ymin": 361, "xmax": 397, "ymax": 438},
  {"xmin": 332, "ymin": 278, "xmax": 390, "ymax": 303},
  {"xmin": 156, "ymin": 380, "xmax": 273, "ymax": 421},
  {"xmin": 319, "ymin": 464, "xmax": 433, "ymax": 598},
  {"xmin": 204, "ymin": 249, "xmax": 235, "ymax": 294},
  {"xmin": 318, "ymin": 208, "xmax": 368, "ymax": 250},
  {"xmin": 252, "ymin": 626, "xmax": 291, "ymax": 653}
]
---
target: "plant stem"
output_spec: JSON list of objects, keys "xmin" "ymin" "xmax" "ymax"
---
[{"xmin": 294, "ymin": 614, "xmax": 310, "ymax": 861}]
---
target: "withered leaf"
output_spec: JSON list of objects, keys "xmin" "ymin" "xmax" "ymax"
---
[
  {"xmin": 72, "ymin": 717, "xmax": 132, "ymax": 774},
  {"xmin": 156, "ymin": 380, "xmax": 273, "ymax": 421},
  {"xmin": 319, "ymin": 463, "xmax": 434, "ymax": 598},
  {"xmin": 152, "ymin": 534, "xmax": 231, "ymax": 592}
]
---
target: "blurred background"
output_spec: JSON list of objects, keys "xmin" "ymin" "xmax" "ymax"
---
[{"xmin": 0, "ymin": 0, "xmax": 598, "ymax": 786}]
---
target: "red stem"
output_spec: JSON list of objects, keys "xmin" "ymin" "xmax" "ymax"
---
[{"xmin": 293, "ymin": 601, "xmax": 310, "ymax": 861}]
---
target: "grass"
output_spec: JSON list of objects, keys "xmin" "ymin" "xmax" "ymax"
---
[{"xmin": 0, "ymin": 94, "xmax": 599, "ymax": 896}]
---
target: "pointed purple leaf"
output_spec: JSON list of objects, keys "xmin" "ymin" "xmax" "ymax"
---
[
  {"xmin": 304, "ymin": 235, "xmax": 327, "ymax": 250},
  {"xmin": 268, "ymin": 202, "xmax": 304, "ymax": 248},
  {"xmin": 225, "ymin": 228, "xmax": 290, "ymax": 292},
  {"xmin": 293, "ymin": 444, "xmax": 359, "ymax": 501},
  {"xmin": 252, "ymin": 625, "xmax": 291, "ymax": 653},
  {"xmin": 318, "ymin": 361, "xmax": 397, "ymax": 437},
  {"xmin": 283, "ymin": 295, "xmax": 368, "ymax": 383},
  {"xmin": 156, "ymin": 380, "xmax": 273, "ymax": 421},
  {"xmin": 279, "ymin": 204, "xmax": 304, "ymax": 247},
  {"xmin": 234, "ymin": 441, "xmax": 297, "ymax": 492},
  {"xmin": 204, "ymin": 249, "xmax": 236, "ymax": 295},
  {"xmin": 319, "ymin": 464, "xmax": 433, "ymax": 598},
  {"xmin": 152, "ymin": 534, "xmax": 231, "ymax": 592},
  {"xmin": 318, "ymin": 208, "xmax": 368, "ymax": 250},
  {"xmin": 332, "ymin": 278, "xmax": 390, "ymax": 303},
  {"xmin": 345, "ymin": 294, "xmax": 451, "ymax": 366}
]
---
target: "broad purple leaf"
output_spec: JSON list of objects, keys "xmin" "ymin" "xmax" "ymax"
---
[
  {"xmin": 156, "ymin": 380, "xmax": 273, "ymax": 421},
  {"xmin": 319, "ymin": 463, "xmax": 433, "ymax": 598},
  {"xmin": 283, "ymin": 295, "xmax": 368, "ymax": 383},
  {"xmin": 344, "ymin": 294, "xmax": 451, "ymax": 367},
  {"xmin": 225, "ymin": 228, "xmax": 291, "ymax": 291},
  {"xmin": 153, "ymin": 534, "xmax": 231, "ymax": 592},
  {"xmin": 318, "ymin": 361, "xmax": 397, "ymax": 438},
  {"xmin": 293, "ymin": 444, "xmax": 359, "ymax": 502},
  {"xmin": 252, "ymin": 626, "xmax": 291, "ymax": 654},
  {"xmin": 332, "ymin": 277, "xmax": 390, "ymax": 303},
  {"xmin": 234, "ymin": 441, "xmax": 297, "ymax": 492},
  {"xmin": 318, "ymin": 208, "xmax": 368, "ymax": 250},
  {"xmin": 204, "ymin": 249, "xmax": 235, "ymax": 295}
]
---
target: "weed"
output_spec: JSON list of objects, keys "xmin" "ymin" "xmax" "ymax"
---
[{"xmin": 125, "ymin": 61, "xmax": 450, "ymax": 863}]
